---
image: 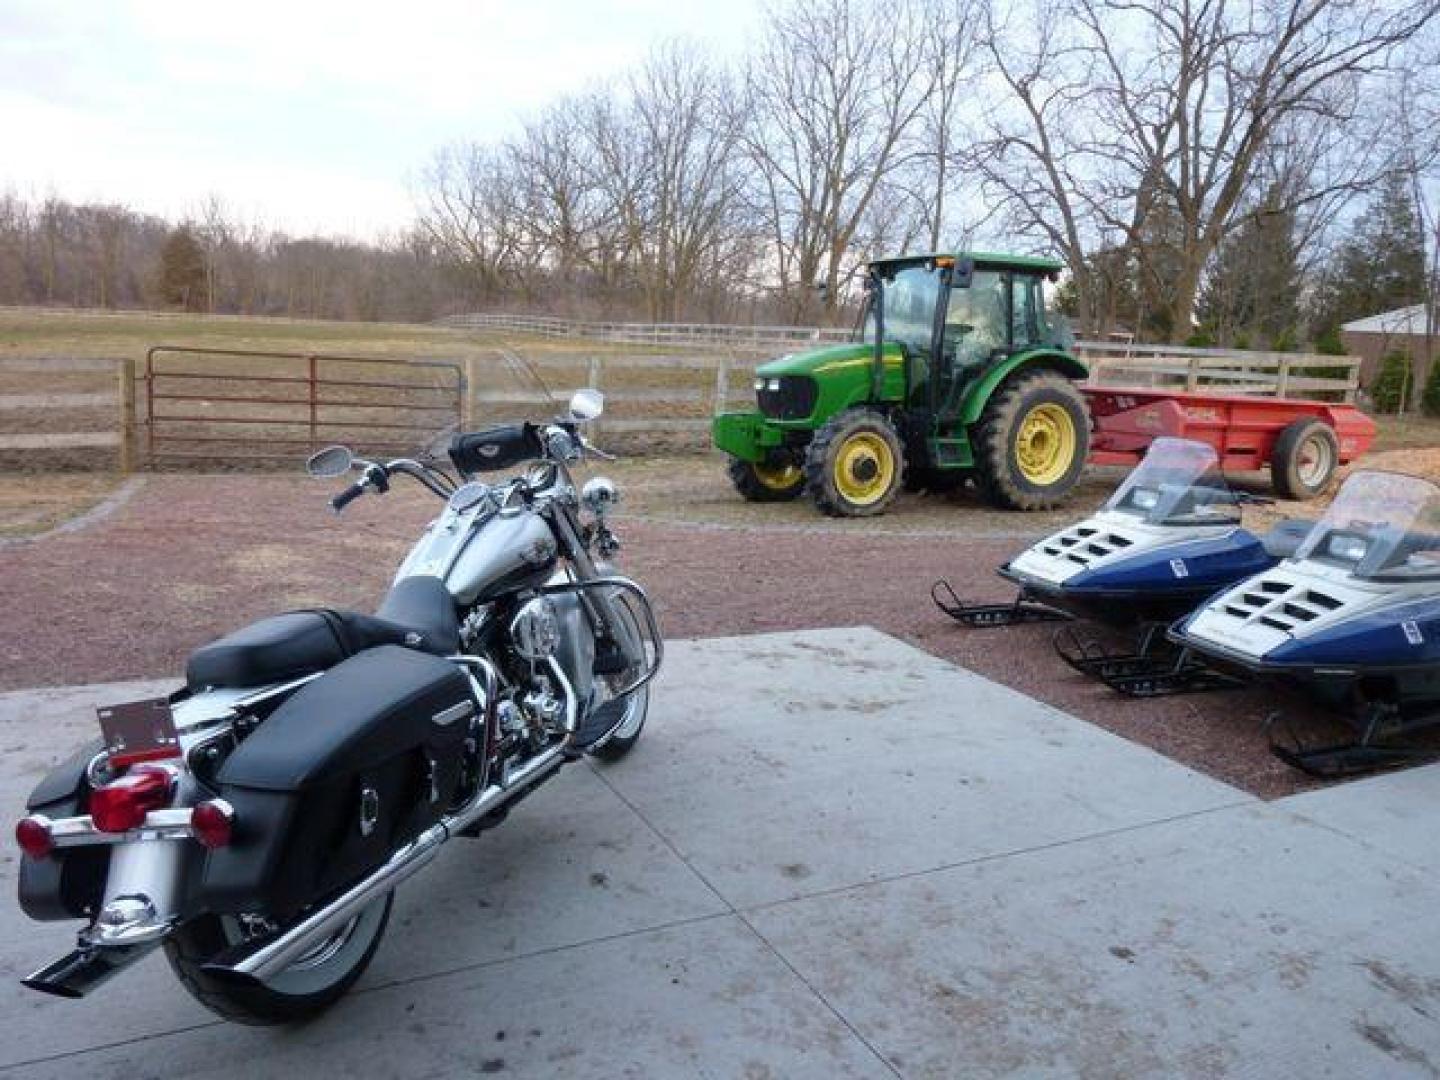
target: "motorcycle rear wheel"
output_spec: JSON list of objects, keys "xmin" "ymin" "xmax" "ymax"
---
[{"xmin": 165, "ymin": 892, "xmax": 392, "ymax": 1025}]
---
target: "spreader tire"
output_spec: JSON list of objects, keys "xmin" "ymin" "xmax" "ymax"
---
[
  {"xmin": 726, "ymin": 456, "xmax": 805, "ymax": 501},
  {"xmin": 1271, "ymin": 419, "xmax": 1340, "ymax": 501},
  {"xmin": 804, "ymin": 408, "xmax": 904, "ymax": 517},
  {"xmin": 974, "ymin": 372, "xmax": 1090, "ymax": 510}
]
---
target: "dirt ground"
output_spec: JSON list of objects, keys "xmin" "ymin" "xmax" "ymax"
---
[{"xmin": 3, "ymin": 456, "xmax": 1416, "ymax": 800}]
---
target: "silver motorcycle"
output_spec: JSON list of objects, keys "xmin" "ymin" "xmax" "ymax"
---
[{"xmin": 15, "ymin": 389, "xmax": 662, "ymax": 1024}]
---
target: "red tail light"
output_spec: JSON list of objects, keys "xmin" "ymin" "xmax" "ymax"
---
[
  {"xmin": 190, "ymin": 800, "xmax": 234, "ymax": 849},
  {"xmin": 15, "ymin": 816, "xmax": 54, "ymax": 859},
  {"xmin": 89, "ymin": 766, "xmax": 174, "ymax": 833}
]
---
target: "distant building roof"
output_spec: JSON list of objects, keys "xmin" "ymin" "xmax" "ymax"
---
[{"xmin": 1342, "ymin": 304, "xmax": 1430, "ymax": 335}]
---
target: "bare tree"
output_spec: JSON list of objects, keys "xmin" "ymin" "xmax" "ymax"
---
[
  {"xmin": 978, "ymin": 0, "xmax": 1439, "ymax": 341},
  {"xmin": 621, "ymin": 42, "xmax": 748, "ymax": 320},
  {"xmin": 417, "ymin": 142, "xmax": 528, "ymax": 301},
  {"xmin": 972, "ymin": 0, "xmax": 1106, "ymax": 328},
  {"xmin": 737, "ymin": 0, "xmax": 942, "ymax": 320}
]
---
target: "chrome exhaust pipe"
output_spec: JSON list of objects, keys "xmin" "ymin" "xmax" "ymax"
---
[
  {"xmin": 204, "ymin": 745, "xmax": 566, "ymax": 985},
  {"xmin": 23, "ymin": 940, "xmax": 160, "ymax": 999}
]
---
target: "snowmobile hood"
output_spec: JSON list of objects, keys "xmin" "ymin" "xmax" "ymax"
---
[
  {"xmin": 1177, "ymin": 557, "xmax": 1440, "ymax": 666},
  {"xmin": 1006, "ymin": 510, "xmax": 1244, "ymax": 589}
]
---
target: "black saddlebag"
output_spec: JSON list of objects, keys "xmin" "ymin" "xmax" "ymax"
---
[
  {"xmin": 449, "ymin": 423, "xmax": 544, "ymax": 475},
  {"xmin": 201, "ymin": 645, "xmax": 475, "ymax": 917},
  {"xmin": 18, "ymin": 738, "xmax": 110, "ymax": 921}
]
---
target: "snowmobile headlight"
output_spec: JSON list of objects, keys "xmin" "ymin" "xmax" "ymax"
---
[
  {"xmin": 1327, "ymin": 534, "xmax": 1368, "ymax": 562},
  {"xmin": 767, "ymin": 378, "xmax": 782, "ymax": 392},
  {"xmin": 1132, "ymin": 488, "xmax": 1159, "ymax": 511}
]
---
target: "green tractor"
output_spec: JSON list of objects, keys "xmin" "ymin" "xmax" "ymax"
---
[{"xmin": 712, "ymin": 252, "xmax": 1092, "ymax": 516}]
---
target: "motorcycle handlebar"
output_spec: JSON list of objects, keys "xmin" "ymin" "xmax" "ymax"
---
[
  {"xmin": 543, "ymin": 426, "xmax": 582, "ymax": 464},
  {"xmin": 330, "ymin": 482, "xmax": 367, "ymax": 512}
]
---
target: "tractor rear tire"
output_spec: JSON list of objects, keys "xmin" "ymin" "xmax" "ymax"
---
[
  {"xmin": 1270, "ymin": 418, "xmax": 1340, "ymax": 501},
  {"xmin": 974, "ymin": 372, "xmax": 1090, "ymax": 510},
  {"xmin": 805, "ymin": 408, "xmax": 904, "ymax": 517},
  {"xmin": 726, "ymin": 456, "xmax": 806, "ymax": 501}
]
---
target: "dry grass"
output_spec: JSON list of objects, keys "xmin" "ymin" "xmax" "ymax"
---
[
  {"xmin": 0, "ymin": 472, "xmax": 126, "ymax": 538},
  {"xmin": 0, "ymin": 309, "xmax": 754, "ymax": 465},
  {"xmin": 1370, "ymin": 413, "xmax": 1440, "ymax": 453},
  {"xmin": 0, "ymin": 309, "xmax": 667, "ymax": 361}
]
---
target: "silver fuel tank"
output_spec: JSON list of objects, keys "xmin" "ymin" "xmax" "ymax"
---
[{"xmin": 396, "ymin": 494, "xmax": 559, "ymax": 606}]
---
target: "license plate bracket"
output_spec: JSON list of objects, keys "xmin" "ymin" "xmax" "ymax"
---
[{"xmin": 97, "ymin": 697, "xmax": 180, "ymax": 767}]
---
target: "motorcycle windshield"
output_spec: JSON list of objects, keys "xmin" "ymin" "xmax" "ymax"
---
[
  {"xmin": 1294, "ymin": 470, "xmax": 1440, "ymax": 581},
  {"xmin": 1103, "ymin": 437, "xmax": 1240, "ymax": 526}
]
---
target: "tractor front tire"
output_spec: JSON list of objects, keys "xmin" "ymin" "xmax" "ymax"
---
[
  {"xmin": 726, "ymin": 456, "xmax": 806, "ymax": 502},
  {"xmin": 805, "ymin": 408, "xmax": 904, "ymax": 517},
  {"xmin": 974, "ymin": 373, "xmax": 1090, "ymax": 510}
]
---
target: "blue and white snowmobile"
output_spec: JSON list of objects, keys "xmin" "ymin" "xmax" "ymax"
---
[
  {"xmin": 934, "ymin": 437, "xmax": 1311, "ymax": 695},
  {"xmin": 1173, "ymin": 468, "xmax": 1440, "ymax": 775}
]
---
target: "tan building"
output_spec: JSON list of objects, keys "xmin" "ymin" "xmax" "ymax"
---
[{"xmin": 1340, "ymin": 304, "xmax": 1437, "ymax": 388}]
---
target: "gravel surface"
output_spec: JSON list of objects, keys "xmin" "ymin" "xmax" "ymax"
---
[{"xmin": 0, "ymin": 470, "xmax": 1384, "ymax": 799}]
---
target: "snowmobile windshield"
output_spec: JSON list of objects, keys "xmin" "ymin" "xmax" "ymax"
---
[
  {"xmin": 1103, "ymin": 437, "xmax": 1240, "ymax": 526},
  {"xmin": 1294, "ymin": 470, "xmax": 1440, "ymax": 581}
]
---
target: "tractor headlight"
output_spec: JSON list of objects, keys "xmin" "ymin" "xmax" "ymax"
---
[
  {"xmin": 754, "ymin": 377, "xmax": 765, "ymax": 391},
  {"xmin": 767, "ymin": 378, "xmax": 781, "ymax": 391}
]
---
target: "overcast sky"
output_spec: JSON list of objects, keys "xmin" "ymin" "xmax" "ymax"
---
[{"xmin": 0, "ymin": 0, "xmax": 763, "ymax": 239}]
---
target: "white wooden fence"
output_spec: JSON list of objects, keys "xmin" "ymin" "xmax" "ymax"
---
[{"xmin": 448, "ymin": 313, "xmax": 1363, "ymax": 408}]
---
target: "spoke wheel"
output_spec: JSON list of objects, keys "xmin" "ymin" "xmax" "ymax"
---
[
  {"xmin": 1015, "ymin": 403, "xmax": 1077, "ymax": 486},
  {"xmin": 804, "ymin": 408, "xmax": 905, "ymax": 517},
  {"xmin": 726, "ymin": 456, "xmax": 805, "ymax": 502},
  {"xmin": 165, "ymin": 893, "xmax": 393, "ymax": 1025},
  {"xmin": 973, "ymin": 372, "xmax": 1090, "ymax": 510}
]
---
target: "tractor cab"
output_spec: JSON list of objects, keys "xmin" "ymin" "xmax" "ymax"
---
[
  {"xmin": 861, "ymin": 253, "xmax": 1071, "ymax": 426},
  {"xmin": 712, "ymin": 250, "xmax": 1090, "ymax": 517}
]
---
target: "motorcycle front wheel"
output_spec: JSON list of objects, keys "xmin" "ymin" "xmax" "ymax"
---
[{"xmin": 165, "ymin": 891, "xmax": 393, "ymax": 1025}]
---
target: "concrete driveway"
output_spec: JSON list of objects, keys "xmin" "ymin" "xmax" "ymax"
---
[{"xmin": 1, "ymin": 627, "xmax": 1437, "ymax": 1078}]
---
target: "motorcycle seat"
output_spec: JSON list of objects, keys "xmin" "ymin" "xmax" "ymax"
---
[
  {"xmin": 186, "ymin": 576, "xmax": 461, "ymax": 691},
  {"xmin": 1262, "ymin": 518, "xmax": 1315, "ymax": 560}
]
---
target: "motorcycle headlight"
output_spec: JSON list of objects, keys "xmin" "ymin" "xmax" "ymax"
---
[{"xmin": 581, "ymin": 476, "xmax": 620, "ymax": 515}]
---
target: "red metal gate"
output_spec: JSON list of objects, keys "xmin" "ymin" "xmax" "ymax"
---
[{"xmin": 140, "ymin": 346, "xmax": 463, "ymax": 466}]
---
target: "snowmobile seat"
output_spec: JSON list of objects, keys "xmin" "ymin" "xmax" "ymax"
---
[
  {"xmin": 1261, "ymin": 519, "xmax": 1314, "ymax": 560},
  {"xmin": 186, "ymin": 576, "xmax": 460, "ymax": 690}
]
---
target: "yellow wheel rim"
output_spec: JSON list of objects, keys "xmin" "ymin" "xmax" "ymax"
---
[
  {"xmin": 1015, "ymin": 403, "xmax": 1077, "ymax": 486},
  {"xmin": 753, "ymin": 462, "xmax": 803, "ymax": 491},
  {"xmin": 833, "ymin": 433, "xmax": 896, "ymax": 506}
]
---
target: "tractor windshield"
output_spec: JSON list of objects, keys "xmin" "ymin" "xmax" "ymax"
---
[
  {"xmin": 1293, "ymin": 470, "xmax": 1440, "ymax": 581},
  {"xmin": 1104, "ymin": 437, "xmax": 1240, "ymax": 526},
  {"xmin": 861, "ymin": 264, "xmax": 943, "ymax": 356}
]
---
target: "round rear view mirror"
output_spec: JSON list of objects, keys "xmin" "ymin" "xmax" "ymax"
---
[
  {"xmin": 306, "ymin": 445, "xmax": 353, "ymax": 478},
  {"xmin": 568, "ymin": 388, "xmax": 604, "ymax": 422}
]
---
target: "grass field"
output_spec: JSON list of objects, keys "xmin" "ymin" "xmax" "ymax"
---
[
  {"xmin": 0, "ymin": 308, "xmax": 668, "ymax": 360},
  {"xmin": 0, "ymin": 308, "xmax": 750, "ymax": 465},
  {"xmin": 5, "ymin": 305, "xmax": 1438, "ymax": 514}
]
